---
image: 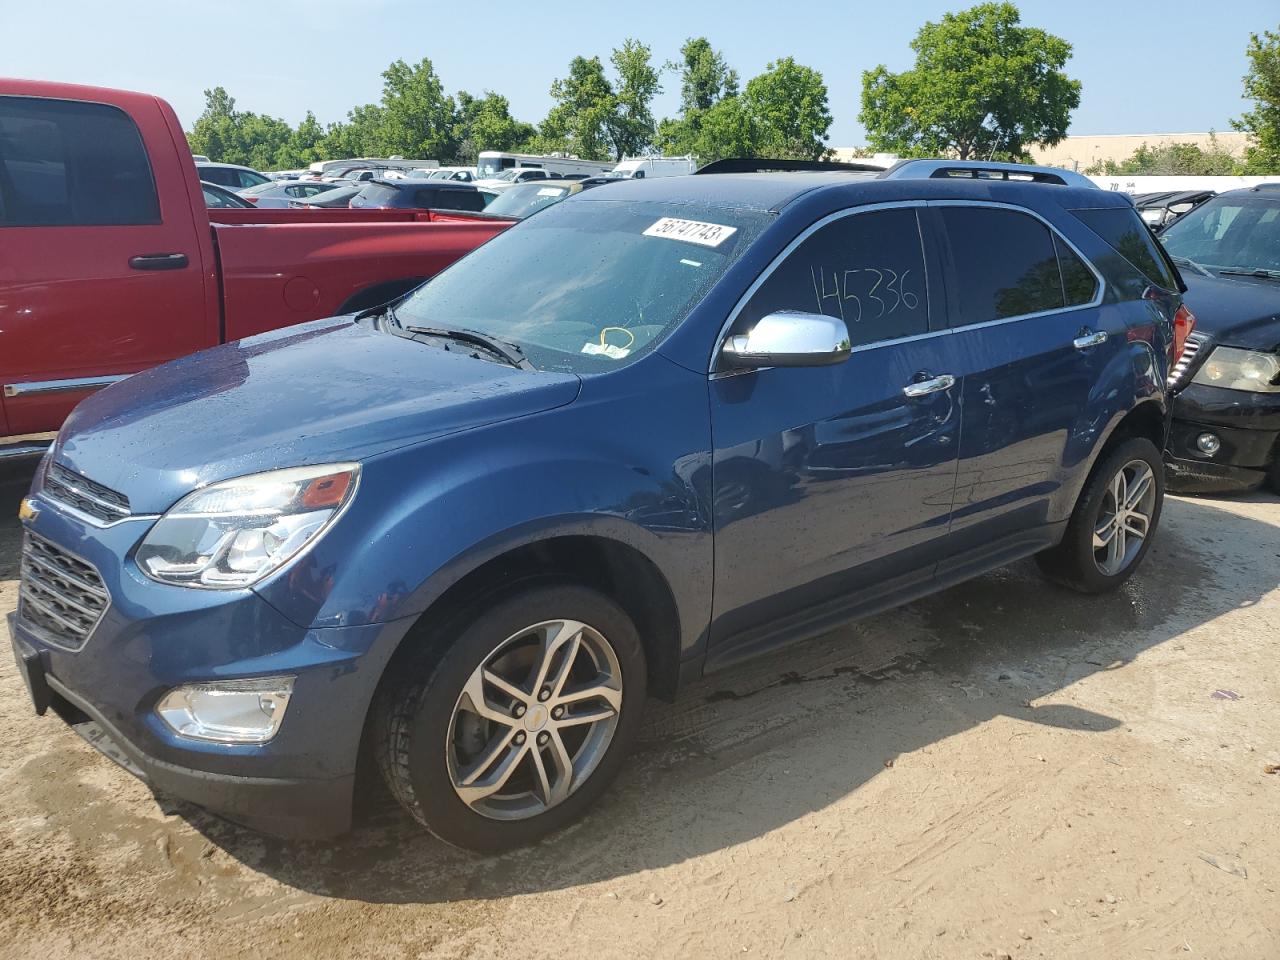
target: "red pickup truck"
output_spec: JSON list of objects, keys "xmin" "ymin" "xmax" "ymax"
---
[{"xmin": 0, "ymin": 79, "xmax": 511, "ymax": 456}]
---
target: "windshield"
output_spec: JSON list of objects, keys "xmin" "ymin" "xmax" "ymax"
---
[
  {"xmin": 239, "ymin": 181, "xmax": 279, "ymax": 196},
  {"xmin": 482, "ymin": 183, "xmax": 573, "ymax": 219},
  {"xmin": 477, "ymin": 157, "xmax": 509, "ymax": 178},
  {"xmin": 349, "ymin": 182, "xmax": 401, "ymax": 208},
  {"xmin": 1160, "ymin": 194, "xmax": 1280, "ymax": 273},
  {"xmin": 394, "ymin": 199, "xmax": 772, "ymax": 373},
  {"xmin": 487, "ymin": 169, "xmax": 525, "ymax": 182}
]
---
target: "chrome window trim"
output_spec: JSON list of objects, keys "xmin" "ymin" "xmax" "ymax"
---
[
  {"xmin": 4, "ymin": 374, "xmax": 130, "ymax": 398},
  {"xmin": 708, "ymin": 198, "xmax": 1108, "ymax": 374}
]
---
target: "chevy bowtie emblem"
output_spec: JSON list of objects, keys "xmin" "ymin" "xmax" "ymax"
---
[{"xmin": 18, "ymin": 498, "xmax": 39, "ymax": 524}]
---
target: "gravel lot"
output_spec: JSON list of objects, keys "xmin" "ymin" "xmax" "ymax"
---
[{"xmin": 1, "ymin": 460, "xmax": 1277, "ymax": 960}]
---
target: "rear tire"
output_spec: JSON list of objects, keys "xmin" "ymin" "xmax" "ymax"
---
[
  {"xmin": 1036, "ymin": 437, "xmax": 1164, "ymax": 593},
  {"xmin": 372, "ymin": 583, "xmax": 646, "ymax": 852}
]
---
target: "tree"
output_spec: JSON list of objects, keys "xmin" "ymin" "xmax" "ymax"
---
[
  {"xmin": 684, "ymin": 95, "xmax": 759, "ymax": 162},
  {"xmin": 742, "ymin": 57, "xmax": 832, "ymax": 160},
  {"xmin": 1086, "ymin": 135, "xmax": 1243, "ymax": 176},
  {"xmin": 542, "ymin": 56, "xmax": 616, "ymax": 160},
  {"xmin": 376, "ymin": 58, "xmax": 459, "ymax": 159},
  {"xmin": 608, "ymin": 38, "xmax": 662, "ymax": 159},
  {"xmin": 860, "ymin": 2, "xmax": 1081, "ymax": 160},
  {"xmin": 186, "ymin": 87, "xmax": 292, "ymax": 168},
  {"xmin": 1233, "ymin": 27, "xmax": 1280, "ymax": 174},
  {"xmin": 454, "ymin": 91, "xmax": 536, "ymax": 163},
  {"xmin": 658, "ymin": 37, "xmax": 739, "ymax": 155}
]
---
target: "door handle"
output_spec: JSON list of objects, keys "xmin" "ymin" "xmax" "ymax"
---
[
  {"xmin": 1073, "ymin": 331, "xmax": 1108, "ymax": 350},
  {"xmin": 902, "ymin": 374, "xmax": 956, "ymax": 398},
  {"xmin": 129, "ymin": 253, "xmax": 189, "ymax": 271}
]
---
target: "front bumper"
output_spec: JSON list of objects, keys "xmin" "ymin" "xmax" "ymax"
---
[
  {"xmin": 9, "ymin": 496, "xmax": 417, "ymax": 839},
  {"xmin": 1167, "ymin": 382, "xmax": 1280, "ymax": 493}
]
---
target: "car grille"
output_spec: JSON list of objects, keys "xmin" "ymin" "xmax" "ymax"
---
[
  {"xmin": 1168, "ymin": 332, "xmax": 1208, "ymax": 390},
  {"xmin": 17, "ymin": 533, "xmax": 110, "ymax": 651},
  {"xmin": 43, "ymin": 462, "xmax": 131, "ymax": 523}
]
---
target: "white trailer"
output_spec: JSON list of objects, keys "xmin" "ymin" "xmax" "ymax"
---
[{"xmin": 607, "ymin": 156, "xmax": 698, "ymax": 179}]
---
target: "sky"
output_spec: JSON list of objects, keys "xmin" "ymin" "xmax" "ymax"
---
[{"xmin": 3, "ymin": 0, "xmax": 1275, "ymax": 147}]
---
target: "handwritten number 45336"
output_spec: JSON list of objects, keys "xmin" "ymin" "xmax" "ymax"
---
[{"xmin": 811, "ymin": 266, "xmax": 919, "ymax": 324}]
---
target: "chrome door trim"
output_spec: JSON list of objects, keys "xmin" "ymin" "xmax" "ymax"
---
[
  {"xmin": 1073, "ymin": 331, "xmax": 1109, "ymax": 350},
  {"xmin": 902, "ymin": 374, "xmax": 957, "ymax": 398},
  {"xmin": 708, "ymin": 198, "xmax": 1110, "ymax": 375},
  {"xmin": 3, "ymin": 374, "xmax": 130, "ymax": 398}
]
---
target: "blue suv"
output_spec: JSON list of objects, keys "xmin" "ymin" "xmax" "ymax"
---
[{"xmin": 10, "ymin": 170, "xmax": 1187, "ymax": 851}]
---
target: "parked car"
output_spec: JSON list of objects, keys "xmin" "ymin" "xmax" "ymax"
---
[
  {"xmin": 287, "ymin": 185, "xmax": 364, "ymax": 209},
  {"xmin": 238, "ymin": 179, "xmax": 351, "ymax": 208},
  {"xmin": 1133, "ymin": 190, "xmax": 1216, "ymax": 231},
  {"xmin": 10, "ymin": 169, "xmax": 1187, "ymax": 851},
  {"xmin": 474, "ymin": 168, "xmax": 567, "ymax": 193},
  {"xmin": 0, "ymin": 79, "xmax": 513, "ymax": 454},
  {"xmin": 476, "ymin": 180, "xmax": 594, "ymax": 219},
  {"xmin": 1157, "ymin": 185, "xmax": 1280, "ymax": 493},
  {"xmin": 349, "ymin": 179, "xmax": 494, "ymax": 213},
  {"xmin": 608, "ymin": 156, "xmax": 697, "ymax": 179},
  {"xmin": 409, "ymin": 166, "xmax": 476, "ymax": 182},
  {"xmin": 201, "ymin": 181, "xmax": 254, "ymax": 209},
  {"xmin": 195, "ymin": 162, "xmax": 270, "ymax": 191}
]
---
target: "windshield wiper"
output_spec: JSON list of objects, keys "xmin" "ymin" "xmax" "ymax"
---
[
  {"xmin": 1168, "ymin": 254, "xmax": 1214, "ymax": 278},
  {"xmin": 1218, "ymin": 268, "xmax": 1280, "ymax": 281},
  {"xmin": 402, "ymin": 324, "xmax": 535, "ymax": 371}
]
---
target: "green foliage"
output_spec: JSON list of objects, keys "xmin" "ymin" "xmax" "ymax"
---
[
  {"xmin": 608, "ymin": 39, "xmax": 662, "ymax": 160},
  {"xmin": 187, "ymin": 87, "xmax": 295, "ymax": 169},
  {"xmin": 860, "ymin": 2, "xmax": 1081, "ymax": 160},
  {"xmin": 453, "ymin": 92, "xmax": 537, "ymax": 164},
  {"xmin": 374, "ymin": 58, "xmax": 459, "ymax": 160},
  {"xmin": 542, "ymin": 55, "xmax": 616, "ymax": 160},
  {"xmin": 742, "ymin": 58, "xmax": 832, "ymax": 160},
  {"xmin": 1233, "ymin": 28, "xmax": 1280, "ymax": 174},
  {"xmin": 672, "ymin": 36, "xmax": 739, "ymax": 113},
  {"xmin": 1085, "ymin": 135, "xmax": 1244, "ymax": 176}
]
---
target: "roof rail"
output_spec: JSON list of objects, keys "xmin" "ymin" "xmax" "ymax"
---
[
  {"xmin": 879, "ymin": 159, "xmax": 1098, "ymax": 189},
  {"xmin": 695, "ymin": 158, "xmax": 887, "ymax": 175}
]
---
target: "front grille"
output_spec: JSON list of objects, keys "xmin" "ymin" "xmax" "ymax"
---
[
  {"xmin": 44, "ymin": 462, "xmax": 130, "ymax": 523},
  {"xmin": 17, "ymin": 533, "xmax": 110, "ymax": 650},
  {"xmin": 1168, "ymin": 332, "xmax": 1208, "ymax": 390}
]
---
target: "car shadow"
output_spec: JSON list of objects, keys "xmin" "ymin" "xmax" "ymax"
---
[{"xmin": 160, "ymin": 489, "xmax": 1277, "ymax": 904}]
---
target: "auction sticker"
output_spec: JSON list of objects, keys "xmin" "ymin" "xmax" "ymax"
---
[
  {"xmin": 537, "ymin": 187, "xmax": 565, "ymax": 196},
  {"xmin": 643, "ymin": 217, "xmax": 738, "ymax": 247}
]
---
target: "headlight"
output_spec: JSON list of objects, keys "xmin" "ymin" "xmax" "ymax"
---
[
  {"xmin": 136, "ymin": 463, "xmax": 359, "ymax": 588},
  {"xmin": 156, "ymin": 676, "xmax": 294, "ymax": 743},
  {"xmin": 1191, "ymin": 347, "xmax": 1280, "ymax": 393}
]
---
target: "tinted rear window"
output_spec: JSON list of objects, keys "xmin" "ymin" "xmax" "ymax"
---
[
  {"xmin": 0, "ymin": 95, "xmax": 160, "ymax": 226},
  {"xmin": 940, "ymin": 207, "xmax": 1065, "ymax": 322},
  {"xmin": 1072, "ymin": 206, "xmax": 1178, "ymax": 290},
  {"xmin": 352, "ymin": 182, "xmax": 402, "ymax": 207}
]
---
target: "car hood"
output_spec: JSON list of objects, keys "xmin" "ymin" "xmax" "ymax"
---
[
  {"xmin": 54, "ymin": 318, "xmax": 581, "ymax": 513},
  {"xmin": 1181, "ymin": 272, "xmax": 1280, "ymax": 352}
]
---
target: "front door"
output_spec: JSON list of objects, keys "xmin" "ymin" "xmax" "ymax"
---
[
  {"xmin": 0, "ymin": 93, "xmax": 210, "ymax": 435},
  {"xmin": 708, "ymin": 206, "xmax": 961, "ymax": 661}
]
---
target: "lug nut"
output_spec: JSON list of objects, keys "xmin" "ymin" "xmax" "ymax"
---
[
  {"xmin": 538, "ymin": 688, "xmax": 551, "ymax": 702},
  {"xmin": 551, "ymin": 706, "xmax": 564, "ymax": 720},
  {"xmin": 514, "ymin": 704, "xmax": 526, "ymax": 718},
  {"xmin": 514, "ymin": 732, "xmax": 526, "ymax": 745},
  {"xmin": 537, "ymin": 732, "xmax": 550, "ymax": 746}
]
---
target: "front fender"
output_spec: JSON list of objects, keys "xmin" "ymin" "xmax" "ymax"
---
[{"xmin": 251, "ymin": 356, "xmax": 714, "ymax": 657}]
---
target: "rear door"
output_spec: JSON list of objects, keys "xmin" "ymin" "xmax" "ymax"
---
[
  {"xmin": 929, "ymin": 202, "xmax": 1115, "ymax": 560},
  {"xmin": 0, "ymin": 93, "xmax": 213, "ymax": 435},
  {"xmin": 708, "ymin": 205, "xmax": 962, "ymax": 659}
]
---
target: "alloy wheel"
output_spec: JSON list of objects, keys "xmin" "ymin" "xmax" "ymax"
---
[
  {"xmin": 1092, "ymin": 459, "xmax": 1156, "ymax": 576},
  {"xmin": 446, "ymin": 618, "xmax": 623, "ymax": 820}
]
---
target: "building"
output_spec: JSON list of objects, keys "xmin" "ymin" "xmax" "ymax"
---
[{"xmin": 1029, "ymin": 132, "xmax": 1250, "ymax": 171}]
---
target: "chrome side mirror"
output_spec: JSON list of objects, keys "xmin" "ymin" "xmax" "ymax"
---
[{"xmin": 720, "ymin": 311, "xmax": 852, "ymax": 369}]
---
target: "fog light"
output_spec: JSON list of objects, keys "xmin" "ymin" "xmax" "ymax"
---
[
  {"xmin": 156, "ymin": 676, "xmax": 294, "ymax": 744},
  {"xmin": 1196, "ymin": 432, "xmax": 1221, "ymax": 456}
]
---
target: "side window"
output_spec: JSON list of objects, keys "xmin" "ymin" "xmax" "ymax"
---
[
  {"xmin": 237, "ymin": 170, "xmax": 265, "ymax": 189},
  {"xmin": 1055, "ymin": 235, "xmax": 1098, "ymax": 307},
  {"xmin": 738, "ymin": 208, "xmax": 930, "ymax": 347},
  {"xmin": 0, "ymin": 95, "xmax": 159, "ymax": 226},
  {"xmin": 939, "ymin": 207, "xmax": 1064, "ymax": 323},
  {"xmin": 413, "ymin": 189, "xmax": 438, "ymax": 208},
  {"xmin": 1071, "ymin": 207, "xmax": 1178, "ymax": 290}
]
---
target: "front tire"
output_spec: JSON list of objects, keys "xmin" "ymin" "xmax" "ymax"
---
[
  {"xmin": 1036, "ymin": 437, "xmax": 1164, "ymax": 593},
  {"xmin": 372, "ymin": 584, "xmax": 646, "ymax": 852}
]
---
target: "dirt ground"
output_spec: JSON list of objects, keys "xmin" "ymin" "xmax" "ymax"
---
[{"xmin": 0, "ymin": 461, "xmax": 1276, "ymax": 960}]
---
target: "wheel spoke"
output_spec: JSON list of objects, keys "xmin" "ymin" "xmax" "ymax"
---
[
  {"xmin": 1124, "ymin": 468, "xmax": 1153, "ymax": 510},
  {"xmin": 1111, "ymin": 470, "xmax": 1126, "ymax": 511},
  {"xmin": 530, "ymin": 620, "xmax": 585, "ymax": 695},
  {"xmin": 482, "ymin": 667, "xmax": 529, "ymax": 705},
  {"xmin": 556, "ymin": 677, "xmax": 623, "ymax": 712},
  {"xmin": 454, "ymin": 730, "xmax": 524, "ymax": 805},
  {"xmin": 546, "ymin": 632, "xmax": 582, "ymax": 700},
  {"xmin": 555, "ymin": 704, "xmax": 617, "ymax": 728},
  {"xmin": 1107, "ymin": 523, "xmax": 1126, "ymax": 571},
  {"xmin": 460, "ymin": 670, "xmax": 517, "ymax": 726},
  {"xmin": 1093, "ymin": 517, "xmax": 1117, "ymax": 549},
  {"xmin": 1123, "ymin": 514, "xmax": 1148, "ymax": 539},
  {"xmin": 530, "ymin": 737, "xmax": 572, "ymax": 808}
]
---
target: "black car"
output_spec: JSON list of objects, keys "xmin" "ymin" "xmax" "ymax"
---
[
  {"xmin": 1158, "ymin": 185, "xmax": 1280, "ymax": 493},
  {"xmin": 348, "ymin": 179, "xmax": 492, "ymax": 213},
  {"xmin": 1133, "ymin": 190, "xmax": 1215, "ymax": 231}
]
